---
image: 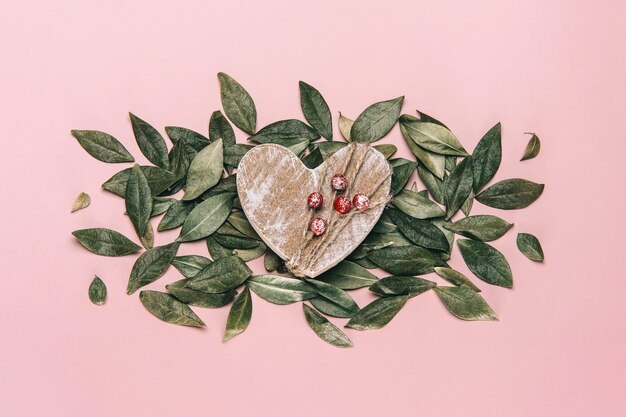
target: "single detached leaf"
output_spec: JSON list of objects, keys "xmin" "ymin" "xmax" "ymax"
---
[
  {"xmin": 471, "ymin": 122, "xmax": 502, "ymax": 193},
  {"xmin": 177, "ymin": 193, "xmax": 236, "ymax": 242},
  {"xmin": 516, "ymin": 233, "xmax": 545, "ymax": 262},
  {"xmin": 434, "ymin": 267, "xmax": 481, "ymax": 292},
  {"xmin": 369, "ymin": 276, "xmax": 436, "ymax": 297},
  {"xmin": 458, "ymin": 239, "xmax": 513, "ymax": 288},
  {"xmin": 521, "ymin": 132, "xmax": 541, "ymax": 161},
  {"xmin": 346, "ymin": 296, "xmax": 409, "ymax": 330},
  {"xmin": 185, "ymin": 256, "xmax": 252, "ymax": 293},
  {"xmin": 299, "ymin": 81, "xmax": 333, "ymax": 140},
  {"xmin": 88, "ymin": 276, "xmax": 107, "ymax": 306},
  {"xmin": 249, "ymin": 119, "xmax": 319, "ymax": 143},
  {"xmin": 368, "ymin": 246, "xmax": 446, "ymax": 276},
  {"xmin": 218, "ymin": 72, "xmax": 257, "ymax": 135},
  {"xmin": 392, "ymin": 189, "xmax": 445, "ymax": 219},
  {"xmin": 139, "ymin": 290, "xmax": 205, "ymax": 328},
  {"xmin": 71, "ymin": 192, "xmax": 91, "ymax": 213},
  {"xmin": 224, "ymin": 286, "xmax": 252, "ymax": 342},
  {"xmin": 303, "ymin": 304, "xmax": 352, "ymax": 348},
  {"xmin": 125, "ymin": 164, "xmax": 153, "ymax": 237},
  {"xmin": 351, "ymin": 96, "xmax": 404, "ymax": 143},
  {"xmin": 127, "ymin": 242, "xmax": 180, "ymax": 294},
  {"xmin": 247, "ymin": 275, "xmax": 316, "ymax": 305},
  {"xmin": 129, "ymin": 113, "xmax": 169, "ymax": 169},
  {"xmin": 171, "ymin": 255, "xmax": 212, "ymax": 278},
  {"xmin": 102, "ymin": 166, "xmax": 177, "ymax": 197},
  {"xmin": 305, "ymin": 279, "xmax": 360, "ymax": 318},
  {"xmin": 72, "ymin": 228, "xmax": 141, "ymax": 256},
  {"xmin": 166, "ymin": 279, "xmax": 235, "ymax": 308},
  {"xmin": 71, "ymin": 130, "xmax": 134, "ymax": 163},
  {"xmin": 434, "ymin": 285, "xmax": 498, "ymax": 321},
  {"xmin": 417, "ymin": 164, "xmax": 445, "ymax": 204},
  {"xmin": 389, "ymin": 158, "xmax": 416, "ymax": 195},
  {"xmin": 183, "ymin": 138, "xmax": 224, "ymax": 201},
  {"xmin": 373, "ymin": 144, "xmax": 397, "ymax": 159},
  {"xmin": 444, "ymin": 156, "xmax": 473, "ymax": 221},
  {"xmin": 476, "ymin": 178, "xmax": 544, "ymax": 210},
  {"xmin": 443, "ymin": 215, "xmax": 513, "ymax": 242},
  {"xmin": 398, "ymin": 116, "xmax": 468, "ymax": 156},
  {"xmin": 209, "ymin": 110, "xmax": 236, "ymax": 147},
  {"xmin": 316, "ymin": 261, "xmax": 378, "ymax": 290},
  {"xmin": 338, "ymin": 112, "xmax": 354, "ymax": 141},
  {"xmin": 386, "ymin": 208, "xmax": 449, "ymax": 252}
]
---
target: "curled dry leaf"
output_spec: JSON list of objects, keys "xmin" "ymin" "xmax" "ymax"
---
[{"xmin": 71, "ymin": 192, "xmax": 91, "ymax": 213}]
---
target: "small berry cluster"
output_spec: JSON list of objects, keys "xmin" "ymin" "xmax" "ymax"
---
[{"xmin": 307, "ymin": 174, "xmax": 370, "ymax": 236}]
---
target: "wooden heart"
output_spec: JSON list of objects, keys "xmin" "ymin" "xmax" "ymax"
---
[{"xmin": 237, "ymin": 142, "xmax": 392, "ymax": 278}]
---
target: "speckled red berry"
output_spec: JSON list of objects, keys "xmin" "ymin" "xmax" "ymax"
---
[
  {"xmin": 352, "ymin": 194, "xmax": 370, "ymax": 211},
  {"xmin": 307, "ymin": 192, "xmax": 323, "ymax": 209},
  {"xmin": 334, "ymin": 195, "xmax": 351, "ymax": 214},
  {"xmin": 331, "ymin": 174, "xmax": 348, "ymax": 191},
  {"xmin": 309, "ymin": 217, "xmax": 327, "ymax": 236}
]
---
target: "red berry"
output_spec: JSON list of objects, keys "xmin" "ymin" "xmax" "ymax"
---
[
  {"xmin": 309, "ymin": 217, "xmax": 327, "ymax": 236},
  {"xmin": 331, "ymin": 174, "xmax": 347, "ymax": 191},
  {"xmin": 334, "ymin": 195, "xmax": 351, "ymax": 214},
  {"xmin": 352, "ymin": 194, "xmax": 370, "ymax": 211},
  {"xmin": 307, "ymin": 192, "xmax": 323, "ymax": 209}
]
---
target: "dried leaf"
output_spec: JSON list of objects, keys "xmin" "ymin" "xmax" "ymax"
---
[
  {"xmin": 345, "ymin": 295, "xmax": 409, "ymax": 330},
  {"xmin": 139, "ymin": 290, "xmax": 205, "ymax": 327},
  {"xmin": 338, "ymin": 112, "xmax": 354, "ymax": 141},
  {"xmin": 71, "ymin": 192, "xmax": 91, "ymax": 213},
  {"xmin": 434, "ymin": 285, "xmax": 498, "ymax": 321},
  {"xmin": 88, "ymin": 276, "xmax": 107, "ymax": 306},
  {"xmin": 517, "ymin": 233, "xmax": 544, "ymax": 261},
  {"xmin": 218, "ymin": 72, "xmax": 257, "ymax": 135},
  {"xmin": 71, "ymin": 130, "xmax": 134, "ymax": 163},
  {"xmin": 129, "ymin": 113, "xmax": 170, "ymax": 169},
  {"xmin": 183, "ymin": 138, "xmax": 224, "ymax": 201},
  {"xmin": 458, "ymin": 239, "xmax": 513, "ymax": 288},
  {"xmin": 476, "ymin": 178, "xmax": 544, "ymax": 210},
  {"xmin": 521, "ymin": 132, "xmax": 541, "ymax": 161},
  {"xmin": 299, "ymin": 81, "xmax": 333, "ymax": 140},
  {"xmin": 224, "ymin": 286, "xmax": 252, "ymax": 342},
  {"xmin": 127, "ymin": 242, "xmax": 180, "ymax": 294},
  {"xmin": 471, "ymin": 123, "xmax": 502, "ymax": 193},
  {"xmin": 351, "ymin": 96, "xmax": 404, "ymax": 143},
  {"xmin": 247, "ymin": 275, "xmax": 316, "ymax": 305},
  {"xmin": 303, "ymin": 304, "xmax": 352, "ymax": 348},
  {"xmin": 72, "ymin": 228, "xmax": 141, "ymax": 256}
]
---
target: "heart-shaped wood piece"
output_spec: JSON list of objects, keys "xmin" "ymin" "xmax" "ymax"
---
[{"xmin": 237, "ymin": 142, "xmax": 392, "ymax": 277}]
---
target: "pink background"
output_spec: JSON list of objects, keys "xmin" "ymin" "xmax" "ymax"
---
[{"xmin": 1, "ymin": 1, "xmax": 625, "ymax": 416}]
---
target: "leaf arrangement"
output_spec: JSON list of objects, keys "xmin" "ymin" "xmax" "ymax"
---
[{"xmin": 71, "ymin": 73, "xmax": 545, "ymax": 348}]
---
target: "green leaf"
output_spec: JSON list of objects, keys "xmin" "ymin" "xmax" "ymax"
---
[
  {"xmin": 125, "ymin": 164, "xmax": 153, "ymax": 237},
  {"xmin": 417, "ymin": 164, "xmax": 445, "ymax": 204},
  {"xmin": 166, "ymin": 279, "xmax": 235, "ymax": 308},
  {"xmin": 224, "ymin": 143, "xmax": 253, "ymax": 168},
  {"xmin": 71, "ymin": 130, "xmax": 134, "ymax": 163},
  {"xmin": 151, "ymin": 197, "xmax": 175, "ymax": 217},
  {"xmin": 461, "ymin": 190, "xmax": 474, "ymax": 216},
  {"xmin": 521, "ymin": 133, "xmax": 541, "ymax": 161},
  {"xmin": 126, "ymin": 242, "xmax": 180, "ymax": 294},
  {"xmin": 247, "ymin": 275, "xmax": 316, "ymax": 305},
  {"xmin": 72, "ymin": 228, "xmax": 141, "ymax": 256},
  {"xmin": 102, "ymin": 166, "xmax": 177, "ymax": 197},
  {"xmin": 350, "ymin": 231, "xmax": 411, "ymax": 259},
  {"xmin": 316, "ymin": 261, "xmax": 378, "ymax": 290},
  {"xmin": 416, "ymin": 109, "xmax": 449, "ymax": 128},
  {"xmin": 389, "ymin": 158, "xmax": 416, "ymax": 195},
  {"xmin": 177, "ymin": 193, "xmax": 235, "ymax": 242},
  {"xmin": 185, "ymin": 256, "xmax": 252, "ymax": 293},
  {"xmin": 71, "ymin": 192, "xmax": 91, "ymax": 213},
  {"xmin": 516, "ymin": 233, "xmax": 545, "ymax": 261},
  {"xmin": 443, "ymin": 215, "xmax": 513, "ymax": 242},
  {"xmin": 471, "ymin": 122, "xmax": 502, "ymax": 193},
  {"xmin": 434, "ymin": 267, "xmax": 481, "ymax": 292},
  {"xmin": 218, "ymin": 72, "xmax": 257, "ymax": 134},
  {"xmin": 316, "ymin": 141, "xmax": 347, "ymax": 159},
  {"xmin": 209, "ymin": 110, "xmax": 236, "ymax": 147},
  {"xmin": 386, "ymin": 208, "xmax": 449, "ymax": 252},
  {"xmin": 392, "ymin": 189, "xmax": 445, "ymax": 219},
  {"xmin": 351, "ymin": 96, "xmax": 404, "ymax": 143},
  {"xmin": 212, "ymin": 232, "xmax": 260, "ymax": 250},
  {"xmin": 129, "ymin": 113, "xmax": 169, "ymax": 169},
  {"xmin": 345, "ymin": 296, "xmax": 409, "ymax": 330},
  {"xmin": 305, "ymin": 279, "xmax": 359, "ymax": 318},
  {"xmin": 171, "ymin": 255, "xmax": 212, "ymax": 278},
  {"xmin": 475, "ymin": 178, "xmax": 544, "ymax": 210},
  {"xmin": 88, "ymin": 276, "xmax": 107, "ymax": 306},
  {"xmin": 338, "ymin": 112, "xmax": 354, "ymax": 141},
  {"xmin": 434, "ymin": 285, "xmax": 498, "ymax": 321},
  {"xmin": 398, "ymin": 116, "xmax": 468, "ymax": 156},
  {"xmin": 224, "ymin": 286, "xmax": 252, "ymax": 342},
  {"xmin": 368, "ymin": 245, "xmax": 446, "ymax": 276},
  {"xmin": 157, "ymin": 200, "xmax": 198, "ymax": 232},
  {"xmin": 183, "ymin": 138, "xmax": 224, "ymax": 201},
  {"xmin": 369, "ymin": 276, "xmax": 436, "ymax": 297},
  {"xmin": 249, "ymin": 119, "xmax": 319, "ymax": 143},
  {"xmin": 139, "ymin": 290, "xmax": 205, "ymax": 328},
  {"xmin": 444, "ymin": 157, "xmax": 474, "ymax": 220},
  {"xmin": 264, "ymin": 250, "xmax": 282, "ymax": 272},
  {"xmin": 373, "ymin": 144, "xmax": 397, "ymax": 159},
  {"xmin": 226, "ymin": 211, "xmax": 260, "ymax": 239},
  {"xmin": 303, "ymin": 304, "xmax": 352, "ymax": 348},
  {"xmin": 400, "ymin": 116, "xmax": 446, "ymax": 179},
  {"xmin": 165, "ymin": 126, "xmax": 210, "ymax": 151},
  {"xmin": 457, "ymin": 239, "xmax": 513, "ymax": 288},
  {"xmin": 299, "ymin": 81, "xmax": 333, "ymax": 140},
  {"xmin": 272, "ymin": 138, "xmax": 311, "ymax": 156},
  {"xmin": 139, "ymin": 221, "xmax": 154, "ymax": 250}
]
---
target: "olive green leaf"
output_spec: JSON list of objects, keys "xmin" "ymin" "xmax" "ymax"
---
[
  {"xmin": 301, "ymin": 146, "xmax": 324, "ymax": 168},
  {"xmin": 432, "ymin": 218, "xmax": 455, "ymax": 260},
  {"xmin": 417, "ymin": 164, "xmax": 445, "ymax": 204},
  {"xmin": 151, "ymin": 197, "xmax": 175, "ymax": 217},
  {"xmin": 183, "ymin": 138, "xmax": 224, "ymax": 201},
  {"xmin": 129, "ymin": 113, "xmax": 169, "ymax": 169},
  {"xmin": 212, "ymin": 233, "xmax": 259, "ymax": 250},
  {"xmin": 516, "ymin": 233, "xmax": 544, "ymax": 262},
  {"xmin": 139, "ymin": 290, "xmax": 205, "ymax": 328},
  {"xmin": 71, "ymin": 192, "xmax": 91, "ymax": 213},
  {"xmin": 444, "ymin": 156, "xmax": 473, "ymax": 221},
  {"xmin": 264, "ymin": 250, "xmax": 282, "ymax": 272},
  {"xmin": 164, "ymin": 143, "xmax": 190, "ymax": 195},
  {"xmin": 521, "ymin": 132, "xmax": 541, "ymax": 161},
  {"xmin": 166, "ymin": 279, "xmax": 235, "ymax": 308},
  {"xmin": 317, "ymin": 261, "xmax": 378, "ymax": 290},
  {"xmin": 458, "ymin": 239, "xmax": 513, "ymax": 288},
  {"xmin": 231, "ymin": 241, "xmax": 267, "ymax": 262},
  {"xmin": 88, "ymin": 276, "xmax": 107, "ymax": 306},
  {"xmin": 224, "ymin": 143, "xmax": 253, "ymax": 168},
  {"xmin": 398, "ymin": 115, "xmax": 468, "ymax": 156},
  {"xmin": 224, "ymin": 286, "xmax": 252, "ymax": 342},
  {"xmin": 218, "ymin": 72, "xmax": 257, "ymax": 135},
  {"xmin": 209, "ymin": 110, "xmax": 236, "ymax": 147},
  {"xmin": 157, "ymin": 200, "xmax": 197, "ymax": 232},
  {"xmin": 445, "ymin": 156, "xmax": 457, "ymax": 172},
  {"xmin": 338, "ymin": 112, "xmax": 354, "ymax": 141},
  {"xmin": 305, "ymin": 279, "xmax": 359, "ymax": 318},
  {"xmin": 400, "ymin": 116, "xmax": 446, "ymax": 179},
  {"xmin": 125, "ymin": 164, "xmax": 153, "ymax": 238},
  {"xmin": 434, "ymin": 267, "xmax": 481, "ymax": 292},
  {"xmin": 171, "ymin": 255, "xmax": 212, "ymax": 278},
  {"xmin": 299, "ymin": 81, "xmax": 333, "ymax": 140},
  {"xmin": 165, "ymin": 126, "xmax": 210, "ymax": 151},
  {"xmin": 475, "ymin": 178, "xmax": 544, "ymax": 210},
  {"xmin": 349, "ymin": 231, "xmax": 411, "ymax": 259},
  {"xmin": 72, "ymin": 228, "xmax": 141, "ymax": 256},
  {"xmin": 369, "ymin": 276, "xmax": 436, "ymax": 297},
  {"xmin": 346, "ymin": 295, "xmax": 409, "ymax": 330},
  {"xmin": 389, "ymin": 158, "xmax": 416, "ymax": 195},
  {"xmin": 461, "ymin": 190, "xmax": 474, "ymax": 216},
  {"xmin": 350, "ymin": 257, "xmax": 378, "ymax": 269},
  {"xmin": 199, "ymin": 174, "xmax": 238, "ymax": 199},
  {"xmin": 272, "ymin": 138, "xmax": 311, "ymax": 156},
  {"xmin": 471, "ymin": 122, "xmax": 502, "ymax": 193},
  {"xmin": 372, "ymin": 211, "xmax": 399, "ymax": 234},
  {"xmin": 226, "ymin": 211, "xmax": 260, "ymax": 240},
  {"xmin": 185, "ymin": 256, "xmax": 252, "ymax": 293},
  {"xmin": 386, "ymin": 208, "xmax": 449, "ymax": 252},
  {"xmin": 177, "ymin": 193, "xmax": 236, "ymax": 242},
  {"xmin": 392, "ymin": 189, "xmax": 445, "ymax": 219},
  {"xmin": 71, "ymin": 130, "xmax": 134, "ymax": 163},
  {"xmin": 249, "ymin": 119, "xmax": 319, "ymax": 143},
  {"xmin": 351, "ymin": 96, "xmax": 404, "ymax": 143},
  {"xmin": 126, "ymin": 242, "xmax": 180, "ymax": 294},
  {"xmin": 434, "ymin": 285, "xmax": 498, "ymax": 321},
  {"xmin": 373, "ymin": 144, "xmax": 397, "ymax": 159},
  {"xmin": 247, "ymin": 275, "xmax": 316, "ymax": 305},
  {"xmin": 102, "ymin": 166, "xmax": 177, "ymax": 197},
  {"xmin": 443, "ymin": 215, "xmax": 513, "ymax": 242},
  {"xmin": 416, "ymin": 109, "xmax": 449, "ymax": 128},
  {"xmin": 139, "ymin": 221, "xmax": 154, "ymax": 249},
  {"xmin": 303, "ymin": 304, "xmax": 353, "ymax": 348},
  {"xmin": 368, "ymin": 246, "xmax": 446, "ymax": 276}
]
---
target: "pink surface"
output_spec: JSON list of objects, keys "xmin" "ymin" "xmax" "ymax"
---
[{"xmin": 1, "ymin": 1, "xmax": 625, "ymax": 416}]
